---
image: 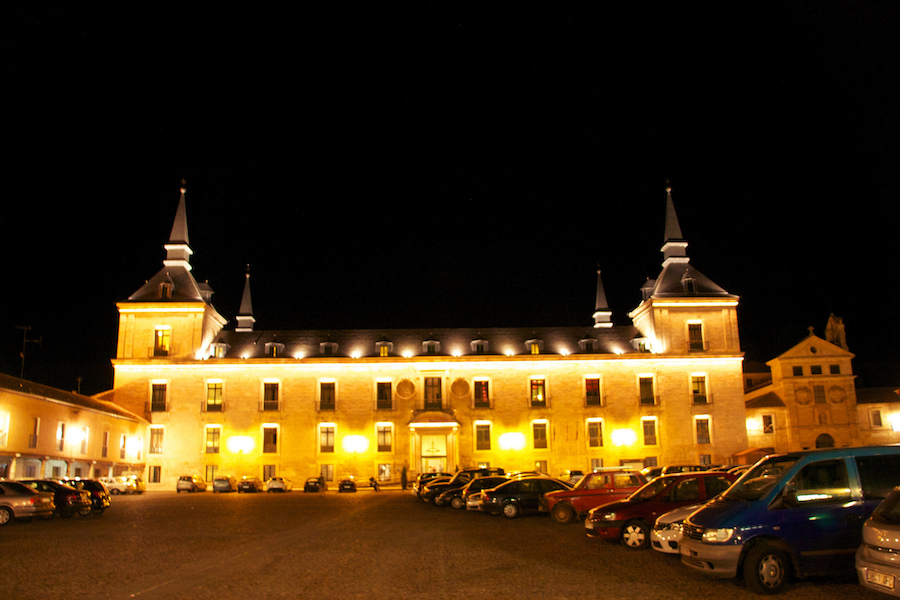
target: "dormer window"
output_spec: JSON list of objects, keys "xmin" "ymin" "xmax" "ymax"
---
[
  {"xmin": 682, "ymin": 275, "xmax": 696, "ymax": 293},
  {"xmin": 423, "ymin": 340, "xmax": 440, "ymax": 355},
  {"xmin": 526, "ymin": 339, "xmax": 543, "ymax": 355},
  {"xmin": 158, "ymin": 282, "xmax": 174, "ymax": 299},
  {"xmin": 210, "ymin": 343, "xmax": 230, "ymax": 358},
  {"xmin": 320, "ymin": 342, "xmax": 338, "ymax": 357},
  {"xmin": 376, "ymin": 341, "xmax": 393, "ymax": 357},
  {"xmin": 265, "ymin": 342, "xmax": 285, "ymax": 358},
  {"xmin": 470, "ymin": 339, "xmax": 489, "ymax": 354},
  {"xmin": 578, "ymin": 337, "xmax": 598, "ymax": 353}
]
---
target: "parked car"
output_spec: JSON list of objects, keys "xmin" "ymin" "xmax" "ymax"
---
[
  {"xmin": 680, "ymin": 445, "xmax": 900, "ymax": 594},
  {"xmin": 176, "ymin": 475, "xmax": 207, "ymax": 493},
  {"xmin": 481, "ymin": 476, "xmax": 572, "ymax": 518},
  {"xmin": 585, "ymin": 471, "xmax": 737, "ymax": 549},
  {"xmin": 466, "ymin": 492, "xmax": 484, "ymax": 511},
  {"xmin": 100, "ymin": 476, "xmax": 135, "ymax": 495},
  {"xmin": 266, "ymin": 477, "xmax": 292, "ymax": 492},
  {"xmin": 237, "ymin": 477, "xmax": 263, "ymax": 493},
  {"xmin": 63, "ymin": 479, "xmax": 111, "ymax": 514},
  {"xmin": 423, "ymin": 467, "xmax": 506, "ymax": 505},
  {"xmin": 124, "ymin": 475, "xmax": 146, "ymax": 493},
  {"xmin": 213, "ymin": 476, "xmax": 238, "ymax": 493},
  {"xmin": 0, "ymin": 481, "xmax": 55, "ymax": 524},
  {"xmin": 19, "ymin": 479, "xmax": 92, "ymax": 518},
  {"xmin": 545, "ymin": 468, "xmax": 646, "ymax": 524},
  {"xmin": 440, "ymin": 475, "xmax": 509, "ymax": 509},
  {"xmin": 338, "ymin": 477, "xmax": 357, "ymax": 492},
  {"xmin": 650, "ymin": 503, "xmax": 702, "ymax": 554},
  {"xmin": 304, "ymin": 477, "xmax": 327, "ymax": 493},
  {"xmin": 857, "ymin": 486, "xmax": 900, "ymax": 596},
  {"xmin": 412, "ymin": 472, "xmax": 452, "ymax": 499}
]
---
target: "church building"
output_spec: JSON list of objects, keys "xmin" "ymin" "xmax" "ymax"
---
[{"xmin": 107, "ymin": 184, "xmax": 748, "ymax": 489}]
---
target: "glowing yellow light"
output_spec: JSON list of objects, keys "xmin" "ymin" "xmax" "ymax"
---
[
  {"xmin": 351, "ymin": 351, "xmax": 362, "ymax": 359},
  {"xmin": 342, "ymin": 435, "xmax": 369, "ymax": 453},
  {"xmin": 402, "ymin": 350, "xmax": 414, "ymax": 359},
  {"xmin": 891, "ymin": 415, "xmax": 900, "ymax": 432},
  {"xmin": 226, "ymin": 435, "xmax": 255, "ymax": 454},
  {"xmin": 498, "ymin": 432, "xmax": 526, "ymax": 451},
  {"xmin": 611, "ymin": 428, "xmax": 637, "ymax": 447},
  {"xmin": 746, "ymin": 418, "xmax": 762, "ymax": 432},
  {"xmin": 125, "ymin": 436, "xmax": 143, "ymax": 457},
  {"xmin": 559, "ymin": 348, "xmax": 570, "ymax": 356}
]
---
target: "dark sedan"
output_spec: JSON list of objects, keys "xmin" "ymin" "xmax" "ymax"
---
[
  {"xmin": 338, "ymin": 477, "xmax": 357, "ymax": 492},
  {"xmin": 585, "ymin": 471, "xmax": 737, "ymax": 549},
  {"xmin": 304, "ymin": 477, "xmax": 327, "ymax": 492},
  {"xmin": 19, "ymin": 479, "xmax": 92, "ymax": 518},
  {"xmin": 480, "ymin": 477, "xmax": 572, "ymax": 518},
  {"xmin": 237, "ymin": 477, "xmax": 263, "ymax": 493},
  {"xmin": 62, "ymin": 479, "xmax": 110, "ymax": 514}
]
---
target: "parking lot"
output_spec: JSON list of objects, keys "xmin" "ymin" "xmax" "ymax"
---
[{"xmin": 0, "ymin": 489, "xmax": 884, "ymax": 600}]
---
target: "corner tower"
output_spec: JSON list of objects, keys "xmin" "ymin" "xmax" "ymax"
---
[
  {"xmin": 628, "ymin": 184, "xmax": 741, "ymax": 355},
  {"xmin": 115, "ymin": 184, "xmax": 227, "ymax": 360}
]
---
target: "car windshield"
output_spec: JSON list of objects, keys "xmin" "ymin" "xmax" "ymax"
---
[
  {"xmin": 628, "ymin": 477, "xmax": 671, "ymax": 501},
  {"xmin": 722, "ymin": 456, "xmax": 799, "ymax": 501}
]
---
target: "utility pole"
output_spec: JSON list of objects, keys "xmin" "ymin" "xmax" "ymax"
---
[{"xmin": 15, "ymin": 325, "xmax": 42, "ymax": 379}]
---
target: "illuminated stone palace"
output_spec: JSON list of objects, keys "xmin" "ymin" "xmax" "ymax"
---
[{"xmin": 107, "ymin": 185, "xmax": 748, "ymax": 489}]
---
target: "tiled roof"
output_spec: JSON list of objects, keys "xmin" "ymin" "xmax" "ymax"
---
[
  {"xmin": 856, "ymin": 387, "xmax": 900, "ymax": 405},
  {"xmin": 0, "ymin": 372, "xmax": 146, "ymax": 421}
]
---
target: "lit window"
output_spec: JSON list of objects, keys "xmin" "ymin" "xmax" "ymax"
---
[
  {"xmin": 585, "ymin": 378, "xmax": 601, "ymax": 406},
  {"xmin": 377, "ymin": 424, "xmax": 392, "ymax": 452},
  {"xmin": 474, "ymin": 380, "xmax": 490, "ymax": 408},
  {"xmin": 642, "ymin": 418, "xmax": 658, "ymax": 446},
  {"xmin": 691, "ymin": 375, "xmax": 708, "ymax": 404},
  {"xmin": 206, "ymin": 382, "xmax": 223, "ymax": 412},
  {"xmin": 423, "ymin": 340, "xmax": 440, "ymax": 355},
  {"xmin": 149, "ymin": 427, "xmax": 164, "ymax": 454},
  {"xmin": 475, "ymin": 422, "xmax": 491, "ymax": 451},
  {"xmin": 154, "ymin": 327, "xmax": 171, "ymax": 356},
  {"xmin": 530, "ymin": 379, "xmax": 547, "ymax": 407},
  {"xmin": 319, "ymin": 424, "xmax": 335, "ymax": 453},
  {"xmin": 587, "ymin": 419, "xmax": 603, "ymax": 448},
  {"xmin": 205, "ymin": 427, "xmax": 220, "ymax": 454},
  {"xmin": 424, "ymin": 377, "xmax": 442, "ymax": 410}
]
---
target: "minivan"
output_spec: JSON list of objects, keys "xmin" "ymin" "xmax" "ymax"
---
[{"xmin": 679, "ymin": 445, "xmax": 900, "ymax": 594}]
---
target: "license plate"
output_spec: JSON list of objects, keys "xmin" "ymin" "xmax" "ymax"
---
[{"xmin": 867, "ymin": 569, "xmax": 896, "ymax": 590}]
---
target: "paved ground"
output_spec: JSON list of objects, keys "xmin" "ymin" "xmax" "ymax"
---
[{"xmin": 0, "ymin": 489, "xmax": 884, "ymax": 600}]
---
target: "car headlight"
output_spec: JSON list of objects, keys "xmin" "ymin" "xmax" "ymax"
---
[
  {"xmin": 597, "ymin": 512, "xmax": 616, "ymax": 521},
  {"xmin": 701, "ymin": 528, "xmax": 734, "ymax": 543}
]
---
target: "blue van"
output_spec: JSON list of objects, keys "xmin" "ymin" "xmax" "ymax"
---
[{"xmin": 679, "ymin": 445, "xmax": 900, "ymax": 594}]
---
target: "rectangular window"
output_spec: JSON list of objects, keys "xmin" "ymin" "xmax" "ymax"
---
[
  {"xmin": 206, "ymin": 382, "xmax": 223, "ymax": 412},
  {"xmin": 154, "ymin": 326, "xmax": 171, "ymax": 356},
  {"xmin": 101, "ymin": 431, "xmax": 109, "ymax": 458},
  {"xmin": 688, "ymin": 323, "xmax": 704, "ymax": 351},
  {"xmin": 813, "ymin": 385, "xmax": 826, "ymax": 403},
  {"xmin": 811, "ymin": 365, "xmax": 823, "ymax": 375},
  {"xmin": 530, "ymin": 379, "xmax": 546, "ymax": 407},
  {"xmin": 475, "ymin": 422, "xmax": 491, "ymax": 451},
  {"xmin": 830, "ymin": 364, "xmax": 841, "ymax": 375},
  {"xmin": 377, "ymin": 424, "xmax": 392, "ymax": 452},
  {"xmin": 533, "ymin": 421, "xmax": 548, "ymax": 449},
  {"xmin": 263, "ymin": 382, "xmax": 280, "ymax": 411},
  {"xmin": 263, "ymin": 426, "xmax": 278, "ymax": 453},
  {"xmin": 424, "ymin": 377, "xmax": 442, "ymax": 410},
  {"xmin": 56, "ymin": 422, "xmax": 66, "ymax": 451},
  {"xmin": 792, "ymin": 366, "xmax": 803, "ymax": 376},
  {"xmin": 587, "ymin": 419, "xmax": 603, "ymax": 448},
  {"xmin": 206, "ymin": 427, "xmax": 220, "ymax": 454},
  {"xmin": 320, "ymin": 425, "xmax": 335, "ymax": 453},
  {"xmin": 149, "ymin": 427, "xmax": 164, "ymax": 454},
  {"xmin": 762, "ymin": 414, "xmax": 775, "ymax": 434},
  {"xmin": 321, "ymin": 464, "xmax": 334, "ymax": 482},
  {"xmin": 151, "ymin": 383, "xmax": 167, "ymax": 412},
  {"xmin": 376, "ymin": 381, "xmax": 392, "ymax": 410},
  {"xmin": 319, "ymin": 381, "xmax": 336, "ymax": 410},
  {"xmin": 642, "ymin": 418, "xmax": 658, "ymax": 446},
  {"xmin": 871, "ymin": 409, "xmax": 884, "ymax": 428},
  {"xmin": 585, "ymin": 378, "xmax": 601, "ymax": 406},
  {"xmin": 149, "ymin": 466, "xmax": 162, "ymax": 483},
  {"xmin": 695, "ymin": 417, "xmax": 711, "ymax": 444},
  {"xmin": 206, "ymin": 465, "xmax": 218, "ymax": 483},
  {"xmin": 691, "ymin": 375, "xmax": 708, "ymax": 404},
  {"xmin": 79, "ymin": 427, "xmax": 89, "ymax": 454},
  {"xmin": 263, "ymin": 465, "xmax": 276, "ymax": 480},
  {"xmin": 639, "ymin": 376, "xmax": 655, "ymax": 405},
  {"xmin": 119, "ymin": 434, "xmax": 126, "ymax": 459},
  {"xmin": 29, "ymin": 417, "xmax": 40, "ymax": 449},
  {"xmin": 474, "ymin": 380, "xmax": 490, "ymax": 408}
]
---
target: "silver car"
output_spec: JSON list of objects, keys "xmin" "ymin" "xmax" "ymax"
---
[
  {"xmin": 650, "ymin": 503, "xmax": 701, "ymax": 554},
  {"xmin": 0, "ymin": 481, "xmax": 55, "ymax": 525},
  {"xmin": 857, "ymin": 487, "xmax": 900, "ymax": 597}
]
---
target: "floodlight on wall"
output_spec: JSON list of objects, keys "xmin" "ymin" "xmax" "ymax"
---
[
  {"xmin": 498, "ymin": 432, "xmax": 526, "ymax": 451},
  {"xmin": 342, "ymin": 435, "xmax": 369, "ymax": 453},
  {"xmin": 611, "ymin": 428, "xmax": 637, "ymax": 447}
]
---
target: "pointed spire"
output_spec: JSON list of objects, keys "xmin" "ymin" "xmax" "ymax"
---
[
  {"xmin": 235, "ymin": 265, "xmax": 256, "ymax": 332},
  {"xmin": 660, "ymin": 181, "xmax": 689, "ymax": 265},
  {"xmin": 592, "ymin": 266, "xmax": 613, "ymax": 328},
  {"xmin": 163, "ymin": 180, "xmax": 194, "ymax": 271}
]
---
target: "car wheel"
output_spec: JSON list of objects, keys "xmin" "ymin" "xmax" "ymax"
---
[
  {"xmin": 621, "ymin": 520, "xmax": 650, "ymax": 549},
  {"xmin": 450, "ymin": 496, "xmax": 465, "ymax": 510},
  {"xmin": 501, "ymin": 502, "xmax": 520, "ymax": 519},
  {"xmin": 59, "ymin": 508, "xmax": 75, "ymax": 518},
  {"xmin": 77, "ymin": 506, "xmax": 92, "ymax": 517},
  {"xmin": 110, "ymin": 489, "xmax": 120, "ymax": 495},
  {"xmin": 551, "ymin": 503, "xmax": 576, "ymax": 524},
  {"xmin": 743, "ymin": 543, "xmax": 791, "ymax": 594}
]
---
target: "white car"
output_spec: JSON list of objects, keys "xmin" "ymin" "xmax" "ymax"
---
[
  {"xmin": 857, "ymin": 488, "xmax": 900, "ymax": 596},
  {"xmin": 100, "ymin": 476, "xmax": 136, "ymax": 495},
  {"xmin": 266, "ymin": 477, "xmax": 293, "ymax": 492},
  {"xmin": 650, "ymin": 504, "xmax": 701, "ymax": 554},
  {"xmin": 466, "ymin": 492, "xmax": 483, "ymax": 511}
]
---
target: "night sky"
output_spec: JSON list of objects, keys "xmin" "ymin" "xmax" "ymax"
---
[{"xmin": 3, "ymin": 3, "xmax": 899, "ymax": 395}]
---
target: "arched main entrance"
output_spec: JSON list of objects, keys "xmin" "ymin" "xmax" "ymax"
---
[{"xmin": 815, "ymin": 433, "xmax": 835, "ymax": 448}]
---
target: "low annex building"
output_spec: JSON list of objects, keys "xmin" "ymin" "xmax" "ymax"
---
[
  {"xmin": 0, "ymin": 373, "xmax": 147, "ymax": 480},
  {"xmin": 108, "ymin": 184, "xmax": 748, "ymax": 489}
]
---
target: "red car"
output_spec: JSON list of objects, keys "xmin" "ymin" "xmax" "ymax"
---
[
  {"xmin": 584, "ymin": 471, "xmax": 737, "ymax": 549},
  {"xmin": 544, "ymin": 469, "xmax": 646, "ymax": 524}
]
